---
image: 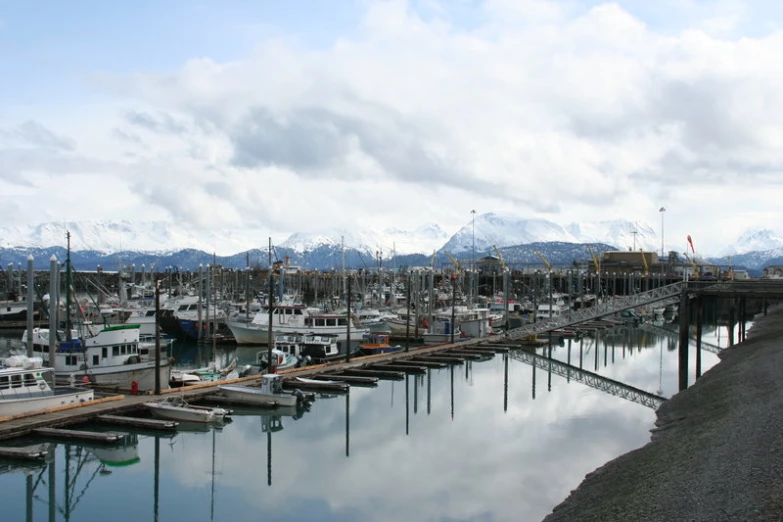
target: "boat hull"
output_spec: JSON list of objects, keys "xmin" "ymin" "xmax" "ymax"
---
[
  {"xmin": 60, "ymin": 361, "xmax": 171, "ymax": 392},
  {"xmin": 0, "ymin": 388, "xmax": 94, "ymax": 418},
  {"xmin": 227, "ymin": 320, "xmax": 368, "ymax": 345},
  {"xmin": 145, "ymin": 402, "xmax": 225, "ymax": 423},
  {"xmin": 217, "ymin": 384, "xmax": 298, "ymax": 407}
]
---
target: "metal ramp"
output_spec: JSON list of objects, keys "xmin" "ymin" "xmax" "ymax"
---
[
  {"xmin": 509, "ymin": 349, "xmax": 667, "ymax": 410},
  {"xmin": 503, "ymin": 282, "xmax": 684, "ymax": 341}
]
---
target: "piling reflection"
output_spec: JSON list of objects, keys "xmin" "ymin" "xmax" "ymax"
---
[{"xmin": 0, "ymin": 323, "xmax": 732, "ymax": 522}]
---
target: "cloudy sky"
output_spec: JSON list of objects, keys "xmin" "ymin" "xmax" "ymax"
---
[{"xmin": 1, "ymin": 0, "xmax": 782, "ymax": 254}]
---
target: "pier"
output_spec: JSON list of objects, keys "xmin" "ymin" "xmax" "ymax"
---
[{"xmin": 0, "ymin": 279, "xmax": 781, "ymax": 447}]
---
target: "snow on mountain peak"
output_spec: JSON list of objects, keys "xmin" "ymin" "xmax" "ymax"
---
[{"xmin": 731, "ymin": 228, "xmax": 783, "ymax": 254}]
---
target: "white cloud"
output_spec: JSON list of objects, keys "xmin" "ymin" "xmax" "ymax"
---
[{"xmin": 2, "ymin": 1, "xmax": 783, "ymax": 254}]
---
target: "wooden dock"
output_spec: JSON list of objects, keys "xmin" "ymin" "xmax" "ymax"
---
[{"xmin": 0, "ymin": 339, "xmax": 530, "ymax": 441}]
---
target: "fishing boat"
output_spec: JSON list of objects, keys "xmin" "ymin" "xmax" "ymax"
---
[
  {"xmin": 353, "ymin": 333, "xmax": 402, "ymax": 357},
  {"xmin": 144, "ymin": 396, "xmax": 231, "ymax": 423},
  {"xmin": 270, "ymin": 332, "xmax": 341, "ymax": 365},
  {"xmin": 226, "ymin": 304, "xmax": 368, "ymax": 345},
  {"xmin": 169, "ymin": 358, "xmax": 238, "ymax": 387},
  {"xmin": 24, "ymin": 324, "xmax": 171, "ymax": 391},
  {"xmin": 217, "ymin": 374, "xmax": 312, "ymax": 407},
  {"xmin": 0, "ymin": 355, "xmax": 94, "ymax": 417},
  {"xmin": 257, "ymin": 348, "xmax": 298, "ymax": 371}
]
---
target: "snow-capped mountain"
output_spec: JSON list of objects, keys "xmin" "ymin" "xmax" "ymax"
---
[
  {"xmin": 1, "ymin": 215, "xmax": 782, "ymax": 271},
  {"xmin": 0, "ymin": 221, "xmax": 261, "ymax": 256},
  {"xmin": 441, "ymin": 213, "xmax": 660, "ymax": 255},
  {"xmin": 279, "ymin": 224, "xmax": 448, "ymax": 257},
  {"xmin": 725, "ymin": 229, "xmax": 783, "ymax": 255}
]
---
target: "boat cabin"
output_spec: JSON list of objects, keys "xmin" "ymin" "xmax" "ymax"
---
[{"xmin": 0, "ymin": 363, "xmax": 53, "ymax": 399}]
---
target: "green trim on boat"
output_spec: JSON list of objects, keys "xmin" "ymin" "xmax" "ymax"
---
[
  {"xmin": 100, "ymin": 324, "xmax": 141, "ymax": 332},
  {"xmin": 101, "ymin": 457, "xmax": 141, "ymax": 467}
]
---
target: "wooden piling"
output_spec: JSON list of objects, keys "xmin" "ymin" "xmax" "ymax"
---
[
  {"xmin": 678, "ymin": 286, "xmax": 690, "ymax": 391},
  {"xmin": 696, "ymin": 297, "xmax": 703, "ymax": 380}
]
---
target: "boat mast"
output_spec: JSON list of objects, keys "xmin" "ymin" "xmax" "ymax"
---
[{"xmin": 65, "ymin": 230, "xmax": 72, "ymax": 341}]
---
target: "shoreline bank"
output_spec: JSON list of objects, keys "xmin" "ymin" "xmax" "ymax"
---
[{"xmin": 543, "ymin": 307, "xmax": 783, "ymax": 522}]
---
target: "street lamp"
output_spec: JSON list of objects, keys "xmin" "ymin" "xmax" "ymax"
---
[{"xmin": 659, "ymin": 207, "xmax": 666, "ymax": 257}]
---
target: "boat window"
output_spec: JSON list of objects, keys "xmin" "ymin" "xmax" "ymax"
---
[
  {"xmin": 295, "ymin": 309, "xmax": 303, "ymax": 315},
  {"xmin": 189, "ymin": 304, "xmax": 198, "ymax": 311},
  {"xmin": 113, "ymin": 346, "xmax": 119, "ymax": 356},
  {"xmin": 285, "ymin": 309, "xmax": 292, "ymax": 315},
  {"xmin": 146, "ymin": 310, "xmax": 156, "ymax": 317},
  {"xmin": 102, "ymin": 348, "xmax": 107, "ymax": 358},
  {"xmin": 23, "ymin": 373, "xmax": 37, "ymax": 386},
  {"xmin": 65, "ymin": 356, "xmax": 78, "ymax": 366},
  {"xmin": 11, "ymin": 374, "xmax": 22, "ymax": 388},
  {"xmin": 338, "ymin": 318, "xmax": 347, "ymax": 326},
  {"xmin": 316, "ymin": 319, "xmax": 325, "ymax": 327},
  {"xmin": 178, "ymin": 305, "xmax": 189, "ymax": 311},
  {"xmin": 0, "ymin": 375, "xmax": 8, "ymax": 388},
  {"xmin": 93, "ymin": 355, "xmax": 100, "ymax": 365}
]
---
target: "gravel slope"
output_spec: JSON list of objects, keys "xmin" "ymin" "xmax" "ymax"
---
[{"xmin": 542, "ymin": 307, "xmax": 783, "ymax": 522}]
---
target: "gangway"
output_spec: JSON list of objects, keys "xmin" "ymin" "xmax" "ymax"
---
[
  {"xmin": 507, "ymin": 348, "xmax": 666, "ymax": 410},
  {"xmin": 502, "ymin": 282, "xmax": 685, "ymax": 342}
]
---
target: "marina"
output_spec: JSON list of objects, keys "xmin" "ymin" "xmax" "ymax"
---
[
  {"xmin": 0, "ymin": 313, "xmax": 739, "ymax": 521},
  {"xmin": 0, "ymin": 257, "xmax": 780, "ymax": 520}
]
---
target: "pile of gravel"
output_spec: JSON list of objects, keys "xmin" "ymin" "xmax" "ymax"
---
[{"xmin": 542, "ymin": 307, "xmax": 783, "ymax": 522}]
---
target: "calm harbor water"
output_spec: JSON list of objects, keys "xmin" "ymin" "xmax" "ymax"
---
[{"xmin": 0, "ymin": 322, "xmax": 740, "ymax": 522}]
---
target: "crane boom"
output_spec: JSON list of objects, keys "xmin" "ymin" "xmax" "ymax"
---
[
  {"xmin": 492, "ymin": 245, "xmax": 507, "ymax": 272},
  {"xmin": 586, "ymin": 245, "xmax": 601, "ymax": 273},
  {"xmin": 533, "ymin": 250, "xmax": 552, "ymax": 272},
  {"xmin": 683, "ymin": 252, "xmax": 699, "ymax": 279},
  {"xmin": 639, "ymin": 249, "xmax": 649, "ymax": 277},
  {"xmin": 442, "ymin": 250, "xmax": 462, "ymax": 274}
]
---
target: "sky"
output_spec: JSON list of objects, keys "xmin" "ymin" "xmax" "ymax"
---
[{"xmin": 1, "ymin": 0, "xmax": 783, "ymax": 255}]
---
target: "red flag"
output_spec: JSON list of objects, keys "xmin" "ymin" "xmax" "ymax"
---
[{"xmin": 687, "ymin": 235, "xmax": 695, "ymax": 254}]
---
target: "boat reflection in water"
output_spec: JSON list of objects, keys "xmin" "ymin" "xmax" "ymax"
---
[{"xmin": 0, "ymin": 323, "xmax": 731, "ymax": 522}]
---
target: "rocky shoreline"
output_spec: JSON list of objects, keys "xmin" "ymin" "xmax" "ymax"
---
[{"xmin": 542, "ymin": 307, "xmax": 783, "ymax": 522}]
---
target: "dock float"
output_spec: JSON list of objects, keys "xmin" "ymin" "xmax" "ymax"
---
[
  {"xmin": 0, "ymin": 444, "xmax": 49, "ymax": 461},
  {"xmin": 411, "ymin": 356, "xmax": 465, "ymax": 364},
  {"xmin": 391, "ymin": 359, "xmax": 447, "ymax": 369},
  {"xmin": 283, "ymin": 379, "xmax": 350, "ymax": 393},
  {"xmin": 446, "ymin": 351, "xmax": 494, "ymax": 359},
  {"xmin": 367, "ymin": 364, "xmax": 427, "ymax": 374},
  {"xmin": 312, "ymin": 374, "xmax": 379, "ymax": 386},
  {"xmin": 337, "ymin": 369, "xmax": 405, "ymax": 380},
  {"xmin": 97, "ymin": 415, "xmax": 179, "ymax": 431},
  {"xmin": 33, "ymin": 427, "xmax": 124, "ymax": 444},
  {"xmin": 207, "ymin": 394, "xmax": 280, "ymax": 408}
]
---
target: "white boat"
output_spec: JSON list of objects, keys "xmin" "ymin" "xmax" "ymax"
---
[
  {"xmin": 144, "ymin": 396, "xmax": 231, "ymax": 423},
  {"xmin": 226, "ymin": 304, "xmax": 368, "ymax": 345},
  {"xmin": 257, "ymin": 348, "xmax": 298, "ymax": 371},
  {"xmin": 536, "ymin": 296, "xmax": 570, "ymax": 320},
  {"xmin": 0, "ymin": 356, "xmax": 94, "ymax": 417},
  {"xmin": 217, "ymin": 374, "xmax": 310, "ymax": 407},
  {"xmin": 271, "ymin": 332, "xmax": 341, "ymax": 365},
  {"xmin": 23, "ymin": 324, "xmax": 171, "ymax": 392}
]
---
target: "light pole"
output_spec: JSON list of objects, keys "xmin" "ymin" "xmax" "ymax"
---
[{"xmin": 659, "ymin": 207, "xmax": 666, "ymax": 257}]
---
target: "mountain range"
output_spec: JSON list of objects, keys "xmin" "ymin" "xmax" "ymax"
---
[{"xmin": 0, "ymin": 214, "xmax": 780, "ymax": 271}]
